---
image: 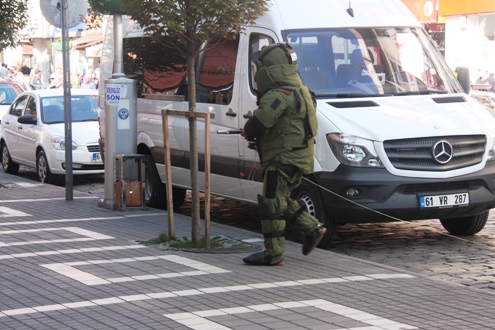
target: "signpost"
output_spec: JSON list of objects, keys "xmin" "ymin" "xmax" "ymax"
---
[{"xmin": 40, "ymin": 0, "xmax": 88, "ymax": 200}]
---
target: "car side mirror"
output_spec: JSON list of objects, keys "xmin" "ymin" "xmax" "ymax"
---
[{"xmin": 17, "ymin": 114, "xmax": 37, "ymax": 125}]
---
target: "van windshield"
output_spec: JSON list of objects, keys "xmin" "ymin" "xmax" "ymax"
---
[{"xmin": 284, "ymin": 27, "xmax": 462, "ymax": 97}]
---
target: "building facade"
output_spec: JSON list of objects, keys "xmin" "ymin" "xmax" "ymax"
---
[
  {"xmin": 1, "ymin": 0, "xmax": 103, "ymax": 86},
  {"xmin": 401, "ymin": 0, "xmax": 495, "ymax": 83}
]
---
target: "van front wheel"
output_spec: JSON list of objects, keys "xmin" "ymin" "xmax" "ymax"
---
[
  {"xmin": 143, "ymin": 154, "xmax": 186, "ymax": 209},
  {"xmin": 290, "ymin": 176, "xmax": 335, "ymax": 248},
  {"xmin": 143, "ymin": 154, "xmax": 166, "ymax": 209},
  {"xmin": 439, "ymin": 211, "xmax": 489, "ymax": 235}
]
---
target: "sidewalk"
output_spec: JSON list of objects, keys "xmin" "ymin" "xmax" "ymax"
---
[{"xmin": 0, "ymin": 171, "xmax": 494, "ymax": 329}]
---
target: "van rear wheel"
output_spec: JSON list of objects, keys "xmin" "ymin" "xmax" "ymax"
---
[
  {"xmin": 290, "ymin": 176, "xmax": 335, "ymax": 248},
  {"xmin": 439, "ymin": 210, "xmax": 489, "ymax": 235},
  {"xmin": 143, "ymin": 154, "xmax": 186, "ymax": 209}
]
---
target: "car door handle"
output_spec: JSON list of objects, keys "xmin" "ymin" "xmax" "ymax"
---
[
  {"xmin": 17, "ymin": 125, "xmax": 23, "ymax": 130},
  {"xmin": 243, "ymin": 113, "xmax": 253, "ymax": 119},
  {"xmin": 226, "ymin": 109, "xmax": 237, "ymax": 117}
]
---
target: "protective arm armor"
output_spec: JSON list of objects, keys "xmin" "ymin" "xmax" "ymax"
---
[{"xmin": 253, "ymin": 90, "xmax": 290, "ymax": 128}]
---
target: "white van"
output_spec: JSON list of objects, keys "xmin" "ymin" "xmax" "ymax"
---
[{"xmin": 99, "ymin": 0, "xmax": 495, "ymax": 246}]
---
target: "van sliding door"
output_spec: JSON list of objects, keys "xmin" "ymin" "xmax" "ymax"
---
[{"xmin": 239, "ymin": 29, "xmax": 278, "ymax": 202}]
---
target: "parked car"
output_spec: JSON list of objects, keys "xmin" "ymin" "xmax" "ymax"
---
[
  {"xmin": 0, "ymin": 89, "xmax": 104, "ymax": 183},
  {"xmin": 0, "ymin": 79, "xmax": 26, "ymax": 122}
]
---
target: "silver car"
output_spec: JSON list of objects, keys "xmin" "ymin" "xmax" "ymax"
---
[{"xmin": 0, "ymin": 89, "xmax": 104, "ymax": 183}]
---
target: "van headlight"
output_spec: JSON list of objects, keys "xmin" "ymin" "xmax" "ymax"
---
[
  {"xmin": 327, "ymin": 133, "xmax": 383, "ymax": 168},
  {"xmin": 487, "ymin": 138, "xmax": 495, "ymax": 161},
  {"xmin": 51, "ymin": 137, "xmax": 77, "ymax": 150}
]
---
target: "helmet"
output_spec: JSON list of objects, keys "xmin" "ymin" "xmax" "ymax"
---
[{"xmin": 258, "ymin": 42, "xmax": 298, "ymax": 67}]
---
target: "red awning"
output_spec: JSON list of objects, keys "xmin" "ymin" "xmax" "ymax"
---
[
  {"xmin": 72, "ymin": 34, "xmax": 103, "ymax": 51},
  {"xmin": 22, "ymin": 44, "xmax": 33, "ymax": 55}
]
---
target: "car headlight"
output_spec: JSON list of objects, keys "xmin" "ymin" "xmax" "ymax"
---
[
  {"xmin": 487, "ymin": 138, "xmax": 495, "ymax": 161},
  {"xmin": 51, "ymin": 137, "xmax": 77, "ymax": 150},
  {"xmin": 327, "ymin": 133, "xmax": 383, "ymax": 168}
]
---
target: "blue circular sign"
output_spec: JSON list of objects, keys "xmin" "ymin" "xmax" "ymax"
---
[{"xmin": 118, "ymin": 108, "xmax": 129, "ymax": 120}]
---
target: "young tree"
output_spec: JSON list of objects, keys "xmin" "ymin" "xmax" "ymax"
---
[
  {"xmin": 0, "ymin": 1, "xmax": 29, "ymax": 51},
  {"xmin": 92, "ymin": 0, "xmax": 269, "ymax": 243}
]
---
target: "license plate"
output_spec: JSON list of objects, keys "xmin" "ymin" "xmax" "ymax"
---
[
  {"xmin": 419, "ymin": 193, "xmax": 469, "ymax": 209},
  {"xmin": 93, "ymin": 153, "xmax": 101, "ymax": 162}
]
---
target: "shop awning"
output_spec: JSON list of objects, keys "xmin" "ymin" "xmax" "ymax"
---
[
  {"xmin": 22, "ymin": 44, "xmax": 33, "ymax": 55},
  {"xmin": 86, "ymin": 43, "xmax": 102, "ymax": 57},
  {"xmin": 72, "ymin": 34, "xmax": 103, "ymax": 51}
]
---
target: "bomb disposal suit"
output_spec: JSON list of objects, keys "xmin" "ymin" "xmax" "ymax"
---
[{"xmin": 242, "ymin": 43, "xmax": 324, "ymax": 265}]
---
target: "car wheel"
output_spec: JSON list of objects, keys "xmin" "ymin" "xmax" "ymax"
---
[
  {"xmin": 37, "ymin": 150, "xmax": 54, "ymax": 184},
  {"xmin": 1, "ymin": 142, "xmax": 20, "ymax": 174},
  {"xmin": 143, "ymin": 154, "xmax": 186, "ymax": 209},
  {"xmin": 440, "ymin": 210, "xmax": 489, "ymax": 235},
  {"xmin": 290, "ymin": 176, "xmax": 335, "ymax": 248}
]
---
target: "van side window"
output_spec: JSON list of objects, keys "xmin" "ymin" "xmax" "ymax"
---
[
  {"xmin": 249, "ymin": 34, "xmax": 275, "ymax": 92},
  {"xmin": 123, "ymin": 36, "xmax": 186, "ymax": 97},
  {"xmin": 197, "ymin": 36, "xmax": 239, "ymax": 105},
  {"xmin": 123, "ymin": 35, "xmax": 239, "ymax": 105}
]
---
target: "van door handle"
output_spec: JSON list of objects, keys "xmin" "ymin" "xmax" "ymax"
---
[
  {"xmin": 243, "ymin": 114, "xmax": 253, "ymax": 119},
  {"xmin": 226, "ymin": 109, "xmax": 237, "ymax": 117}
]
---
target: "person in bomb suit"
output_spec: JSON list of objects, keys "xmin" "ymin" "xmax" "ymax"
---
[{"xmin": 241, "ymin": 43, "xmax": 326, "ymax": 266}]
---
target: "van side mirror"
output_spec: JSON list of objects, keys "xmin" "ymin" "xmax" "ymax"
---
[{"xmin": 455, "ymin": 66, "xmax": 470, "ymax": 94}]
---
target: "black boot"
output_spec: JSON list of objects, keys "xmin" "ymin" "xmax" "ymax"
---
[
  {"xmin": 302, "ymin": 227, "xmax": 326, "ymax": 255},
  {"xmin": 242, "ymin": 250, "xmax": 284, "ymax": 266}
]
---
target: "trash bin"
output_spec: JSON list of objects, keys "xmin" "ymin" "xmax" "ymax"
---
[{"xmin": 114, "ymin": 154, "xmax": 145, "ymax": 210}]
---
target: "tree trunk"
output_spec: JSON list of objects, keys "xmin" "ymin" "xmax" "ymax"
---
[{"xmin": 187, "ymin": 42, "xmax": 201, "ymax": 243}]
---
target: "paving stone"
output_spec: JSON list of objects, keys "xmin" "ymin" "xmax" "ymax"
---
[{"xmin": 1, "ymin": 171, "xmax": 495, "ymax": 329}]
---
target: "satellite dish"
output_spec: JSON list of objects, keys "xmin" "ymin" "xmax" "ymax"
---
[{"xmin": 40, "ymin": 0, "xmax": 88, "ymax": 29}]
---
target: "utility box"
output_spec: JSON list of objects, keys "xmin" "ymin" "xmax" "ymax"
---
[
  {"xmin": 99, "ymin": 75, "xmax": 138, "ymax": 211},
  {"xmin": 114, "ymin": 154, "xmax": 145, "ymax": 210}
]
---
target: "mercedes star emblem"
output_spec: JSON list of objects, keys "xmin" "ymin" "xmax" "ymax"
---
[{"xmin": 432, "ymin": 140, "xmax": 453, "ymax": 164}]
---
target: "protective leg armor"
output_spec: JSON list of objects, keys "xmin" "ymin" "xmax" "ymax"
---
[
  {"xmin": 284, "ymin": 198, "xmax": 321, "ymax": 236},
  {"xmin": 258, "ymin": 194, "xmax": 285, "ymax": 265}
]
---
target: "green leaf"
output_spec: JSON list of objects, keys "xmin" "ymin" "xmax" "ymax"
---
[{"xmin": 0, "ymin": 1, "xmax": 29, "ymax": 51}]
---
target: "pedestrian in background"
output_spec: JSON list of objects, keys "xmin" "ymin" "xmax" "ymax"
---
[
  {"xmin": 0, "ymin": 63, "xmax": 8, "ymax": 78},
  {"xmin": 30, "ymin": 69, "xmax": 42, "ymax": 88},
  {"xmin": 76, "ymin": 60, "xmax": 86, "ymax": 88},
  {"xmin": 241, "ymin": 43, "xmax": 326, "ymax": 266},
  {"xmin": 80, "ymin": 75, "xmax": 96, "ymax": 89},
  {"xmin": 13, "ymin": 65, "xmax": 24, "ymax": 83},
  {"xmin": 29, "ymin": 63, "xmax": 39, "ymax": 84},
  {"xmin": 49, "ymin": 65, "xmax": 63, "ymax": 89},
  {"xmin": 476, "ymin": 68, "xmax": 495, "ymax": 92},
  {"xmin": 20, "ymin": 59, "xmax": 31, "ymax": 76}
]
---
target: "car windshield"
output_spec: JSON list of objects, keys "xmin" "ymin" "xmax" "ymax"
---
[
  {"xmin": 284, "ymin": 27, "xmax": 462, "ymax": 98},
  {"xmin": 41, "ymin": 95, "xmax": 99, "ymax": 124},
  {"xmin": 0, "ymin": 86, "xmax": 20, "ymax": 105}
]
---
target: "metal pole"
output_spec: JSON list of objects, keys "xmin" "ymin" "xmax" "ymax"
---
[
  {"xmin": 113, "ymin": 15, "xmax": 124, "ymax": 76},
  {"xmin": 61, "ymin": 0, "xmax": 73, "ymax": 200},
  {"xmin": 100, "ymin": 15, "xmax": 123, "ymax": 209}
]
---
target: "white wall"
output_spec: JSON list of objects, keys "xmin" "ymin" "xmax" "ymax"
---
[
  {"xmin": 2, "ymin": 46, "xmax": 23, "ymax": 68},
  {"xmin": 444, "ymin": 14, "xmax": 494, "ymax": 83}
]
